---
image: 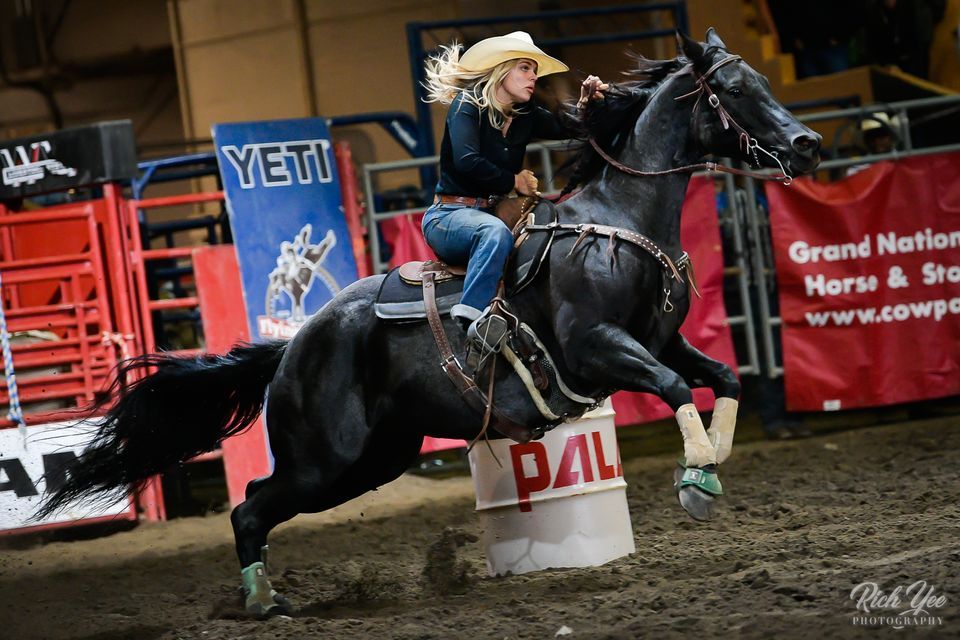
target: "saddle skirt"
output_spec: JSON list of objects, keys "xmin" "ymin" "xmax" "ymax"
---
[
  {"xmin": 374, "ymin": 199, "xmax": 559, "ymax": 323},
  {"xmin": 374, "ymin": 264, "xmax": 464, "ymax": 323}
]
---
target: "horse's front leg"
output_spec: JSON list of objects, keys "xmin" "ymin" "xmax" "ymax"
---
[
  {"xmin": 569, "ymin": 323, "xmax": 723, "ymax": 521},
  {"xmin": 658, "ymin": 333, "xmax": 740, "ymax": 465},
  {"xmin": 573, "ymin": 323, "xmax": 717, "ymax": 465}
]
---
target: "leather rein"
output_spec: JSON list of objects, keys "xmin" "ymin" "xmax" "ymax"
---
[{"xmin": 589, "ymin": 55, "xmax": 794, "ymax": 185}]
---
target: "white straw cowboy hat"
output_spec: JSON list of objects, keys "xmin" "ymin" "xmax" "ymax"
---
[
  {"xmin": 459, "ymin": 31, "xmax": 569, "ymax": 77},
  {"xmin": 861, "ymin": 111, "xmax": 900, "ymax": 133}
]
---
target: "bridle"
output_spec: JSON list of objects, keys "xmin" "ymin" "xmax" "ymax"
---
[{"xmin": 589, "ymin": 54, "xmax": 793, "ymax": 185}]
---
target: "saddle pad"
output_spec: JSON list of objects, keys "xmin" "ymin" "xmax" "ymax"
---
[
  {"xmin": 375, "ymin": 266, "xmax": 464, "ymax": 323},
  {"xmin": 504, "ymin": 198, "xmax": 558, "ymax": 297}
]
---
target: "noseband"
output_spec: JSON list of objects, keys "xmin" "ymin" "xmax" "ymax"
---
[{"xmin": 589, "ymin": 55, "xmax": 793, "ymax": 185}]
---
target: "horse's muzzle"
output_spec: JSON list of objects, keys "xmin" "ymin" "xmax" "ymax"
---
[{"xmin": 789, "ymin": 130, "xmax": 822, "ymax": 172}]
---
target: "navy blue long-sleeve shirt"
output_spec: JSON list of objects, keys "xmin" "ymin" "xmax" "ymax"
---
[{"xmin": 435, "ymin": 92, "xmax": 572, "ymax": 198}]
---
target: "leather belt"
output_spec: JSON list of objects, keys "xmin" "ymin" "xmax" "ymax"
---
[{"xmin": 433, "ymin": 194, "xmax": 502, "ymax": 209}]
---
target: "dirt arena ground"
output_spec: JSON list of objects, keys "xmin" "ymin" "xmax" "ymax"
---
[{"xmin": 2, "ymin": 415, "xmax": 958, "ymax": 640}]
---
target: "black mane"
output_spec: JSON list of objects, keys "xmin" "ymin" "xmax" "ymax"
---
[{"xmin": 559, "ymin": 54, "xmax": 695, "ymax": 196}]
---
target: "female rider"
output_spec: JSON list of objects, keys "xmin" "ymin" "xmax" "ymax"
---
[{"xmin": 421, "ymin": 31, "xmax": 607, "ymax": 348}]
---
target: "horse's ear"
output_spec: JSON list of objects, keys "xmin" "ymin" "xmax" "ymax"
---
[
  {"xmin": 675, "ymin": 30, "xmax": 704, "ymax": 62},
  {"xmin": 705, "ymin": 27, "xmax": 727, "ymax": 50}
]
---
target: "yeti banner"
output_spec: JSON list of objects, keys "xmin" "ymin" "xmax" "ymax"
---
[{"xmin": 213, "ymin": 118, "xmax": 359, "ymax": 341}]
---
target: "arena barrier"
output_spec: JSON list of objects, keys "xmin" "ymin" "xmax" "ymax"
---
[
  {"xmin": 739, "ymin": 95, "xmax": 960, "ymax": 380},
  {"xmin": 765, "ymin": 152, "xmax": 960, "ymax": 411},
  {"xmin": 0, "ymin": 123, "xmax": 140, "ymax": 533},
  {"xmin": 0, "ymin": 181, "xmax": 225, "ymax": 529},
  {"xmin": 128, "ymin": 133, "xmax": 370, "ymax": 521},
  {"xmin": 122, "ymin": 187, "xmax": 243, "ymax": 521}
]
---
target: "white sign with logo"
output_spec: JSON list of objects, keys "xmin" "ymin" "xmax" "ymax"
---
[{"xmin": 0, "ymin": 421, "xmax": 132, "ymax": 531}]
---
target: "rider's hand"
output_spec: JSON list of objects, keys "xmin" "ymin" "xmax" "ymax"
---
[
  {"xmin": 514, "ymin": 169, "xmax": 539, "ymax": 196},
  {"xmin": 577, "ymin": 75, "xmax": 609, "ymax": 109}
]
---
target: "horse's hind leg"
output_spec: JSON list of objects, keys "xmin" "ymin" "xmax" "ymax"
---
[
  {"xmin": 659, "ymin": 333, "xmax": 740, "ymax": 464},
  {"xmin": 231, "ymin": 476, "xmax": 301, "ymax": 616},
  {"xmin": 230, "ymin": 418, "xmax": 424, "ymax": 617},
  {"xmin": 245, "ymin": 476, "xmax": 268, "ymax": 500}
]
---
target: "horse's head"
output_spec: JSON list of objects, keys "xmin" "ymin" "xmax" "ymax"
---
[{"xmin": 676, "ymin": 29, "xmax": 821, "ymax": 176}]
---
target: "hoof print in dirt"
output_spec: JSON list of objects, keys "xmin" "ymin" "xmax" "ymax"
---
[{"xmin": 422, "ymin": 526, "xmax": 479, "ymax": 594}]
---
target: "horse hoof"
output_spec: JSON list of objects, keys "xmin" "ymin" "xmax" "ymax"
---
[
  {"xmin": 673, "ymin": 466, "xmax": 717, "ymax": 522},
  {"xmin": 677, "ymin": 485, "xmax": 717, "ymax": 521},
  {"xmin": 265, "ymin": 607, "xmax": 292, "ymax": 620}
]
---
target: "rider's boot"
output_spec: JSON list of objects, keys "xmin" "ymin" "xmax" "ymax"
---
[
  {"xmin": 466, "ymin": 309, "xmax": 509, "ymax": 370},
  {"xmin": 450, "ymin": 304, "xmax": 509, "ymax": 370}
]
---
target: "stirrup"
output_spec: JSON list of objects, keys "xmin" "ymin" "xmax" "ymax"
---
[
  {"xmin": 468, "ymin": 312, "xmax": 508, "ymax": 351},
  {"xmin": 465, "ymin": 311, "xmax": 508, "ymax": 370}
]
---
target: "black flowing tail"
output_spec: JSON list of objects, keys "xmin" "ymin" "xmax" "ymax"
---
[{"xmin": 35, "ymin": 341, "xmax": 288, "ymax": 520}]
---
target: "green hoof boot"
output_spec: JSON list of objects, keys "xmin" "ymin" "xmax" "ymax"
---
[
  {"xmin": 673, "ymin": 462, "xmax": 722, "ymax": 522},
  {"xmin": 241, "ymin": 562, "xmax": 291, "ymax": 618}
]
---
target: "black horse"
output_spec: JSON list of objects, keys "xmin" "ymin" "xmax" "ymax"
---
[{"xmin": 39, "ymin": 30, "xmax": 820, "ymax": 616}]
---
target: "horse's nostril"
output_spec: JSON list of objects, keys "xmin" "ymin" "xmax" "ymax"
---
[{"xmin": 791, "ymin": 133, "xmax": 821, "ymax": 156}]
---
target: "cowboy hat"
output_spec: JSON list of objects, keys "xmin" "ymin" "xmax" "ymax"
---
[
  {"xmin": 459, "ymin": 31, "xmax": 569, "ymax": 77},
  {"xmin": 860, "ymin": 111, "xmax": 900, "ymax": 133}
]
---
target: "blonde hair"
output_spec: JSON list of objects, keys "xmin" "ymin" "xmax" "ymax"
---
[{"xmin": 423, "ymin": 42, "xmax": 520, "ymax": 129}]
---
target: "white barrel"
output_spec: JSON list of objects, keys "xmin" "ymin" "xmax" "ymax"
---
[{"xmin": 468, "ymin": 400, "xmax": 635, "ymax": 576}]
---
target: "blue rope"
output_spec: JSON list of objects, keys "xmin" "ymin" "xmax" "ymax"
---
[{"xmin": 0, "ymin": 270, "xmax": 26, "ymax": 440}]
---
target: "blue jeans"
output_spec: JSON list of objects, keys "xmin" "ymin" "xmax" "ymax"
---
[{"xmin": 422, "ymin": 204, "xmax": 514, "ymax": 310}]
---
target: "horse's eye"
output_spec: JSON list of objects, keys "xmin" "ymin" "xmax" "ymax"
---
[{"xmin": 727, "ymin": 87, "xmax": 742, "ymax": 97}]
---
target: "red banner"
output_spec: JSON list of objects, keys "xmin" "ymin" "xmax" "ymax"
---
[
  {"xmin": 382, "ymin": 212, "xmax": 435, "ymax": 270},
  {"xmin": 381, "ymin": 177, "xmax": 737, "ymax": 451},
  {"xmin": 766, "ymin": 153, "xmax": 960, "ymax": 411}
]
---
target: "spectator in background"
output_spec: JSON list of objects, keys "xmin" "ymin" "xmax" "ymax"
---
[
  {"xmin": 768, "ymin": 0, "xmax": 864, "ymax": 78},
  {"xmin": 847, "ymin": 111, "xmax": 904, "ymax": 176},
  {"xmin": 865, "ymin": 0, "xmax": 947, "ymax": 78}
]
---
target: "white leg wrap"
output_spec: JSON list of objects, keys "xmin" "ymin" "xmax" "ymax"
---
[
  {"xmin": 707, "ymin": 397, "xmax": 738, "ymax": 465},
  {"xmin": 675, "ymin": 403, "xmax": 716, "ymax": 467}
]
